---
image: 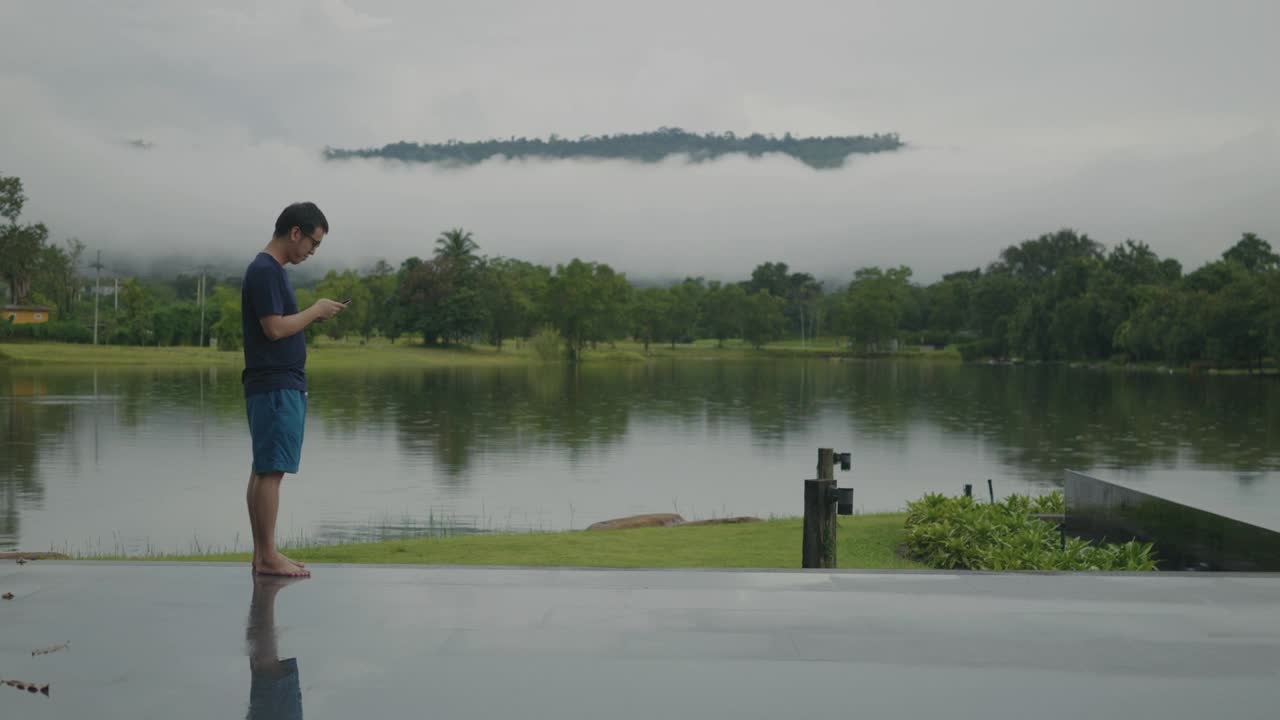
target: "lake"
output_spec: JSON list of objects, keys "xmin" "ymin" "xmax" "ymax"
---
[{"xmin": 3, "ymin": 359, "xmax": 1279, "ymax": 555}]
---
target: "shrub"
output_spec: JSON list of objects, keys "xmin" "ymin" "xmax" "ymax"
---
[
  {"xmin": 903, "ymin": 491, "xmax": 1156, "ymax": 571},
  {"xmin": 3, "ymin": 320, "xmax": 93, "ymax": 343},
  {"xmin": 957, "ymin": 338, "xmax": 1002, "ymax": 362},
  {"xmin": 918, "ymin": 330, "xmax": 953, "ymax": 347},
  {"xmin": 530, "ymin": 325, "xmax": 563, "ymax": 362}
]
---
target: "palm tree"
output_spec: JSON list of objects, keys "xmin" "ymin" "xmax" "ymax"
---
[{"xmin": 435, "ymin": 228, "xmax": 479, "ymax": 263}]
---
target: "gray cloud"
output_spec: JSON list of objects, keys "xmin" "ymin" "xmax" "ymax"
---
[{"xmin": 1, "ymin": 0, "xmax": 1276, "ymax": 282}]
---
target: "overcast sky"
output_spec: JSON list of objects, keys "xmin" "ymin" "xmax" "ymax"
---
[{"xmin": 1, "ymin": 0, "xmax": 1276, "ymax": 282}]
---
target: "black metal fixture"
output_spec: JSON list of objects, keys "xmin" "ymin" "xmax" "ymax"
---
[
  {"xmin": 833, "ymin": 486, "xmax": 854, "ymax": 516},
  {"xmin": 835, "ymin": 451, "xmax": 851, "ymax": 472}
]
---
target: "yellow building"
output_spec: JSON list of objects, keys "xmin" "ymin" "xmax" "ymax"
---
[{"xmin": 3, "ymin": 305, "xmax": 53, "ymax": 325}]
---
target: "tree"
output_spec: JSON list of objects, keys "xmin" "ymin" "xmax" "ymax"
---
[
  {"xmin": 1201, "ymin": 265, "xmax": 1268, "ymax": 370},
  {"xmin": 1184, "ymin": 260, "xmax": 1241, "ymax": 294},
  {"xmin": 631, "ymin": 287, "xmax": 670, "ymax": 352},
  {"xmin": 663, "ymin": 278, "xmax": 704, "ymax": 347},
  {"xmin": 748, "ymin": 261, "xmax": 790, "ymax": 299},
  {"xmin": 1106, "ymin": 239, "xmax": 1178, "ymax": 287},
  {"xmin": 361, "ymin": 266, "xmax": 397, "ymax": 342},
  {"xmin": 700, "ymin": 282, "xmax": 745, "ymax": 347},
  {"xmin": 741, "ymin": 290, "xmax": 786, "ymax": 349},
  {"xmin": 36, "ymin": 237, "xmax": 84, "ymax": 318},
  {"xmin": 479, "ymin": 258, "xmax": 547, "ymax": 349},
  {"xmin": 0, "ymin": 176, "xmax": 50, "ymax": 305},
  {"xmin": 1266, "ymin": 271, "xmax": 1280, "ymax": 363},
  {"xmin": 924, "ymin": 271, "xmax": 976, "ymax": 338},
  {"xmin": 786, "ymin": 272, "xmax": 823, "ymax": 343},
  {"xmin": 439, "ymin": 281, "xmax": 486, "ymax": 345},
  {"xmin": 210, "ymin": 286, "xmax": 242, "ymax": 351},
  {"xmin": 398, "ymin": 256, "xmax": 457, "ymax": 345},
  {"xmin": 543, "ymin": 259, "xmax": 630, "ymax": 361},
  {"xmin": 995, "ymin": 229, "xmax": 1104, "ymax": 283},
  {"xmin": 0, "ymin": 176, "xmax": 24, "ymax": 223},
  {"xmin": 153, "ymin": 302, "xmax": 199, "ymax": 346},
  {"xmin": 435, "ymin": 228, "xmax": 479, "ymax": 266},
  {"xmin": 1222, "ymin": 232, "xmax": 1279, "ymax": 273},
  {"xmin": 1115, "ymin": 286, "xmax": 1205, "ymax": 364},
  {"xmin": 118, "ymin": 278, "xmax": 154, "ymax": 344},
  {"xmin": 840, "ymin": 266, "xmax": 913, "ymax": 350},
  {"xmin": 969, "ymin": 271, "xmax": 1022, "ymax": 347}
]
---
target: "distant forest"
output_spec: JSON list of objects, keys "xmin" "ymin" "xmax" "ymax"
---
[
  {"xmin": 8, "ymin": 171, "xmax": 1278, "ymax": 372},
  {"xmin": 323, "ymin": 127, "xmax": 905, "ymax": 170}
]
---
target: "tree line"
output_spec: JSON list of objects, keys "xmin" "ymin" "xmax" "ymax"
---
[
  {"xmin": 3, "ymin": 173, "xmax": 1277, "ymax": 369},
  {"xmin": 323, "ymin": 127, "xmax": 905, "ymax": 170}
]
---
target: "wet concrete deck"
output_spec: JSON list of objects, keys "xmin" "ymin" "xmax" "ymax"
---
[{"xmin": 2, "ymin": 562, "xmax": 1278, "ymax": 719}]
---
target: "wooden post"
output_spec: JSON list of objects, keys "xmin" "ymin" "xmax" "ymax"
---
[{"xmin": 803, "ymin": 448, "xmax": 837, "ymax": 568}]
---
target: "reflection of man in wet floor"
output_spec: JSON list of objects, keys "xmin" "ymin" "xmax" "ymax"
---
[{"xmin": 246, "ymin": 575, "xmax": 306, "ymax": 720}]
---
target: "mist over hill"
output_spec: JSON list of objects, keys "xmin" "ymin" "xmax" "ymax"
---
[{"xmin": 324, "ymin": 128, "xmax": 904, "ymax": 170}]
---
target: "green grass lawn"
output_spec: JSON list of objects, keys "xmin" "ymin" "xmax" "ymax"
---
[
  {"xmin": 0, "ymin": 337, "xmax": 960, "ymax": 368},
  {"xmin": 0, "ymin": 339, "xmax": 532, "ymax": 369},
  {"xmin": 90, "ymin": 514, "xmax": 923, "ymax": 570},
  {"xmin": 0, "ymin": 342, "xmax": 240, "ymax": 366}
]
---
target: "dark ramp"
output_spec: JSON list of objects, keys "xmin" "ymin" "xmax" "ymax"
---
[{"xmin": 1065, "ymin": 470, "xmax": 1280, "ymax": 571}]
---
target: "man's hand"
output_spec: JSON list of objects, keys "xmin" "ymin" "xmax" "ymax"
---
[
  {"xmin": 259, "ymin": 299, "xmax": 347, "ymax": 341},
  {"xmin": 311, "ymin": 298, "xmax": 347, "ymax": 323}
]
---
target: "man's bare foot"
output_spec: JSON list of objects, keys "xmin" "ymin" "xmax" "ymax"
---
[
  {"xmin": 279, "ymin": 553, "xmax": 307, "ymax": 570},
  {"xmin": 252, "ymin": 554, "xmax": 311, "ymax": 577}
]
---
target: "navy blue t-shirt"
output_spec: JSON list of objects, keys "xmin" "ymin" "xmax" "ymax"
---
[{"xmin": 241, "ymin": 253, "xmax": 307, "ymax": 396}]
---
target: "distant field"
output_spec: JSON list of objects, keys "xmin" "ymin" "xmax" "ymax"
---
[{"xmin": 0, "ymin": 337, "xmax": 959, "ymax": 369}]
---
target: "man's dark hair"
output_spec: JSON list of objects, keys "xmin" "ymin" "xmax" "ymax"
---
[{"xmin": 273, "ymin": 202, "xmax": 329, "ymax": 238}]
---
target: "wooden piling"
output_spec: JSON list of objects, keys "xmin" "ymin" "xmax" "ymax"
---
[{"xmin": 803, "ymin": 448, "xmax": 837, "ymax": 568}]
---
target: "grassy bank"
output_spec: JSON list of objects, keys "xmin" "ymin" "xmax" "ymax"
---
[
  {"xmin": 88, "ymin": 514, "xmax": 923, "ymax": 570},
  {"xmin": 0, "ymin": 340, "xmax": 525, "ymax": 369},
  {"xmin": 0, "ymin": 339, "xmax": 960, "ymax": 369}
]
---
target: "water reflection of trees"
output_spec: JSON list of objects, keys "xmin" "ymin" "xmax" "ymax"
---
[
  {"xmin": 837, "ymin": 362, "xmax": 1280, "ymax": 475},
  {"xmin": 300, "ymin": 361, "xmax": 834, "ymax": 480},
  {"xmin": 0, "ymin": 371, "xmax": 76, "ymax": 549},
  {"xmin": 297, "ymin": 361, "xmax": 1280, "ymax": 481},
  {"xmin": 4, "ymin": 361, "xmax": 1277, "ymax": 534}
]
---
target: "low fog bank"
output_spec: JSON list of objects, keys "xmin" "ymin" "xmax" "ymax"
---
[{"xmin": 3, "ymin": 91, "xmax": 1276, "ymax": 286}]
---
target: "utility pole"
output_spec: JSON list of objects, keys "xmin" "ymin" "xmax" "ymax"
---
[
  {"xmin": 113, "ymin": 276, "xmax": 119, "ymax": 312},
  {"xmin": 90, "ymin": 250, "xmax": 105, "ymax": 345},
  {"xmin": 198, "ymin": 268, "xmax": 206, "ymax": 347}
]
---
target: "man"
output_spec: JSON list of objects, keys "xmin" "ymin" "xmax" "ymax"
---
[{"xmin": 242, "ymin": 202, "xmax": 346, "ymax": 577}]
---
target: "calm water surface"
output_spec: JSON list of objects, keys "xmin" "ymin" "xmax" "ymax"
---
[{"xmin": 3, "ymin": 359, "xmax": 1278, "ymax": 554}]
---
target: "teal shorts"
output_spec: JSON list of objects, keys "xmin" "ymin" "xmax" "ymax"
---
[{"xmin": 245, "ymin": 389, "xmax": 307, "ymax": 474}]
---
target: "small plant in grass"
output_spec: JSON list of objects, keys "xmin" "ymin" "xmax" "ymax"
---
[
  {"xmin": 530, "ymin": 325, "xmax": 564, "ymax": 362},
  {"xmin": 904, "ymin": 491, "xmax": 1156, "ymax": 571}
]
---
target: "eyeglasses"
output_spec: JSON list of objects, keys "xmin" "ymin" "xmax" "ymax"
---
[{"xmin": 298, "ymin": 231, "xmax": 322, "ymax": 250}]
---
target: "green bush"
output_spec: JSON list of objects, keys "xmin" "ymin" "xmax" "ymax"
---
[
  {"xmin": 530, "ymin": 325, "xmax": 563, "ymax": 362},
  {"xmin": 3, "ymin": 320, "xmax": 92, "ymax": 343},
  {"xmin": 957, "ymin": 338, "xmax": 1002, "ymax": 362},
  {"xmin": 918, "ymin": 330, "xmax": 953, "ymax": 347},
  {"xmin": 903, "ymin": 491, "xmax": 1156, "ymax": 571}
]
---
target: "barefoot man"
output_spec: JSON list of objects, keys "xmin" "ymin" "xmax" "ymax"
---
[{"xmin": 242, "ymin": 202, "xmax": 346, "ymax": 577}]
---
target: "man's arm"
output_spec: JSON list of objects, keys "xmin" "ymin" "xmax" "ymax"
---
[{"xmin": 259, "ymin": 300, "xmax": 345, "ymax": 341}]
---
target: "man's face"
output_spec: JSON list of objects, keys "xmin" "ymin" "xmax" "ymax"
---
[{"xmin": 288, "ymin": 226, "xmax": 324, "ymax": 265}]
